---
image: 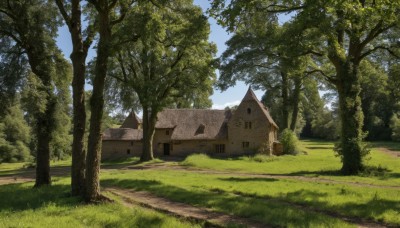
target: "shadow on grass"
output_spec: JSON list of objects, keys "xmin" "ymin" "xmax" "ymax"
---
[
  {"xmin": 101, "ymin": 178, "xmax": 354, "ymax": 227},
  {"xmin": 285, "ymin": 167, "xmax": 400, "ymax": 181},
  {"xmin": 305, "ymin": 146, "xmax": 334, "ymax": 150},
  {"xmin": 370, "ymin": 141, "xmax": 400, "ymax": 152},
  {"xmin": 283, "ymin": 169, "xmax": 343, "ymax": 177},
  {"xmin": 218, "ymin": 177, "xmax": 278, "ymax": 182},
  {"xmin": 0, "ymin": 166, "xmax": 71, "ymax": 178},
  {"xmin": 282, "ymin": 189, "xmax": 399, "ymax": 226},
  {"xmin": 0, "ymin": 183, "xmax": 80, "ymax": 211}
]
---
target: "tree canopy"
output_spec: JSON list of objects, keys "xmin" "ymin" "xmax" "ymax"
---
[{"xmin": 105, "ymin": 0, "xmax": 216, "ymax": 161}]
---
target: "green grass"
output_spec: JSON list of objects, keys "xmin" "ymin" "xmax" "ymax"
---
[
  {"xmin": 98, "ymin": 140, "xmax": 400, "ymax": 226},
  {"xmin": 0, "ymin": 179, "xmax": 201, "ymax": 228},
  {"xmin": 101, "ymin": 168, "xmax": 399, "ymax": 227},
  {"xmin": 0, "ymin": 158, "xmax": 73, "ymax": 177},
  {"xmin": 181, "ymin": 140, "xmax": 400, "ymax": 186},
  {"xmin": 1, "ymin": 139, "xmax": 399, "ymax": 227}
]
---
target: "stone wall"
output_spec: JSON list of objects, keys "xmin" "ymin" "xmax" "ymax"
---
[
  {"xmin": 227, "ymin": 99, "xmax": 274, "ymax": 154},
  {"xmin": 102, "ymin": 140, "xmax": 142, "ymax": 160}
]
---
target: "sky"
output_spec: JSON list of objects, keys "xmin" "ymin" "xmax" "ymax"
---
[{"xmin": 55, "ymin": 0, "xmax": 265, "ymax": 110}]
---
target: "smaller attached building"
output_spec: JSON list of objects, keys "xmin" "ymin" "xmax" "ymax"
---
[{"xmin": 102, "ymin": 88, "xmax": 279, "ymax": 159}]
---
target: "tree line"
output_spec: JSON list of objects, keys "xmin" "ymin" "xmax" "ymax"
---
[{"xmin": 1, "ymin": 0, "xmax": 400, "ymax": 202}]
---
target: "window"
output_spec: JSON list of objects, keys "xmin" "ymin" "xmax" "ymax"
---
[
  {"xmin": 127, "ymin": 149, "xmax": 131, "ymax": 154},
  {"xmin": 130, "ymin": 141, "xmax": 133, "ymax": 146},
  {"xmin": 245, "ymin": 122, "xmax": 252, "ymax": 129},
  {"xmin": 215, "ymin": 144, "xmax": 225, "ymax": 153},
  {"xmin": 242, "ymin": 142, "xmax": 250, "ymax": 148},
  {"xmin": 166, "ymin": 130, "xmax": 170, "ymax": 135},
  {"xmin": 247, "ymin": 108, "xmax": 251, "ymax": 114},
  {"xmin": 196, "ymin": 124, "xmax": 205, "ymax": 135}
]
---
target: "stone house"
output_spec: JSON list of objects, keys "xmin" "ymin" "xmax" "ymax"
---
[{"xmin": 102, "ymin": 88, "xmax": 279, "ymax": 159}]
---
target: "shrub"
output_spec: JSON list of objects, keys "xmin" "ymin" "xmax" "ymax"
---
[
  {"xmin": 279, "ymin": 129, "xmax": 299, "ymax": 155},
  {"xmin": 390, "ymin": 114, "xmax": 400, "ymax": 141}
]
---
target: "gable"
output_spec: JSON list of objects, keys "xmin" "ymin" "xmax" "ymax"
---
[
  {"xmin": 120, "ymin": 112, "xmax": 142, "ymax": 129},
  {"xmin": 230, "ymin": 88, "xmax": 278, "ymax": 129}
]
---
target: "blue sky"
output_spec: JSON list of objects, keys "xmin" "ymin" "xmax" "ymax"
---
[{"xmin": 56, "ymin": 0, "xmax": 265, "ymax": 110}]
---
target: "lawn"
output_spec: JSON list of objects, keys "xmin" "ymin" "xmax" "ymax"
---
[
  {"xmin": 181, "ymin": 140, "xmax": 400, "ymax": 186},
  {"xmin": 100, "ymin": 140, "xmax": 400, "ymax": 227},
  {"xmin": 0, "ymin": 179, "xmax": 201, "ymax": 228},
  {"xmin": 0, "ymin": 139, "xmax": 399, "ymax": 227}
]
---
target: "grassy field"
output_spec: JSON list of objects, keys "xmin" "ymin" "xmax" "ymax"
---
[
  {"xmin": 0, "ymin": 179, "xmax": 201, "ymax": 228},
  {"xmin": 0, "ymin": 139, "xmax": 399, "ymax": 227}
]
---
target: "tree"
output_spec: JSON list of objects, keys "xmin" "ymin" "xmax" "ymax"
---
[
  {"xmin": 55, "ymin": 0, "xmax": 97, "ymax": 196},
  {"xmin": 84, "ymin": 0, "xmax": 134, "ymax": 202},
  {"xmin": 359, "ymin": 60, "xmax": 391, "ymax": 140},
  {"xmin": 211, "ymin": 0, "xmax": 400, "ymax": 174},
  {"xmin": 216, "ymin": 12, "xmax": 317, "ymax": 133},
  {"xmin": 50, "ymin": 52, "xmax": 73, "ymax": 161},
  {"xmin": 0, "ymin": 0, "xmax": 63, "ymax": 186},
  {"xmin": 0, "ymin": 38, "xmax": 28, "ymax": 117},
  {"xmin": 0, "ymin": 97, "xmax": 31, "ymax": 163},
  {"xmin": 108, "ymin": 0, "xmax": 216, "ymax": 161}
]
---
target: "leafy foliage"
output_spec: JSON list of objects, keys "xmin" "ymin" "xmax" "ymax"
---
[
  {"xmin": 103, "ymin": 0, "xmax": 215, "ymax": 160},
  {"xmin": 279, "ymin": 129, "xmax": 299, "ymax": 155},
  {"xmin": 390, "ymin": 114, "xmax": 400, "ymax": 142},
  {"xmin": 210, "ymin": 0, "xmax": 400, "ymax": 174},
  {"xmin": 0, "ymin": 98, "xmax": 32, "ymax": 162}
]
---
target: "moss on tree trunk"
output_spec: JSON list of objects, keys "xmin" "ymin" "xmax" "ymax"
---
[{"xmin": 337, "ymin": 61, "xmax": 364, "ymax": 175}]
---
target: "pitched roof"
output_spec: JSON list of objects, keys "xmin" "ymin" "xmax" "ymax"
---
[
  {"xmin": 102, "ymin": 128, "xmax": 143, "ymax": 141},
  {"xmin": 242, "ymin": 87, "xmax": 258, "ymax": 101},
  {"xmin": 156, "ymin": 109, "xmax": 231, "ymax": 140},
  {"xmin": 241, "ymin": 87, "xmax": 278, "ymax": 129},
  {"xmin": 120, "ymin": 112, "xmax": 142, "ymax": 129}
]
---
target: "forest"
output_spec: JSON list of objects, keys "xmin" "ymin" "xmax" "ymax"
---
[{"xmin": 1, "ymin": 0, "xmax": 400, "ymax": 204}]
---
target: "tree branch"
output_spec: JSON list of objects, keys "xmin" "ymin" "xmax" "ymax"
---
[
  {"xmin": 360, "ymin": 45, "xmax": 400, "ymax": 60},
  {"xmin": 0, "ymin": 29, "xmax": 23, "ymax": 46},
  {"xmin": 256, "ymin": 3, "xmax": 305, "ymax": 13},
  {"xmin": 0, "ymin": 8, "xmax": 16, "ymax": 20},
  {"xmin": 306, "ymin": 69, "xmax": 338, "ymax": 85},
  {"xmin": 55, "ymin": 0, "xmax": 71, "ymax": 27},
  {"xmin": 83, "ymin": 19, "xmax": 98, "ymax": 53}
]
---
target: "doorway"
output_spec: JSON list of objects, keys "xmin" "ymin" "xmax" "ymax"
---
[{"xmin": 163, "ymin": 143, "xmax": 170, "ymax": 155}]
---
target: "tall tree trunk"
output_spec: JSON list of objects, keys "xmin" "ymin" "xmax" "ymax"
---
[
  {"xmin": 141, "ymin": 107, "xmax": 156, "ymax": 161},
  {"xmin": 337, "ymin": 61, "xmax": 364, "ymax": 175},
  {"xmin": 68, "ymin": 0, "xmax": 89, "ymax": 197},
  {"xmin": 281, "ymin": 71, "xmax": 289, "ymax": 130},
  {"xmin": 70, "ymin": 49, "xmax": 87, "ymax": 196},
  {"xmin": 26, "ymin": 50, "xmax": 56, "ymax": 187},
  {"xmin": 290, "ymin": 76, "xmax": 302, "ymax": 131},
  {"xmin": 34, "ymin": 97, "xmax": 55, "ymax": 187},
  {"xmin": 85, "ymin": 8, "xmax": 111, "ymax": 202}
]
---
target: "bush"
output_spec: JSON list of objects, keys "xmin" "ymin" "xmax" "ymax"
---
[
  {"xmin": 279, "ymin": 129, "xmax": 299, "ymax": 155},
  {"xmin": 390, "ymin": 114, "xmax": 400, "ymax": 141}
]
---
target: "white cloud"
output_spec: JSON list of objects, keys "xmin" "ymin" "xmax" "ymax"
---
[{"xmin": 212, "ymin": 100, "xmax": 241, "ymax": 110}]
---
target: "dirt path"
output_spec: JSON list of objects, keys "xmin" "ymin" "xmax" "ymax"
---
[
  {"xmin": 106, "ymin": 187, "xmax": 269, "ymax": 228},
  {"xmin": 107, "ymin": 187, "xmax": 390, "ymax": 228},
  {"xmin": 376, "ymin": 147, "xmax": 400, "ymax": 158}
]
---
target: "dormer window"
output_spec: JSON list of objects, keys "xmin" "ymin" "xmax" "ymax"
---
[
  {"xmin": 247, "ymin": 108, "xmax": 251, "ymax": 114},
  {"xmin": 195, "ymin": 124, "xmax": 205, "ymax": 135}
]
